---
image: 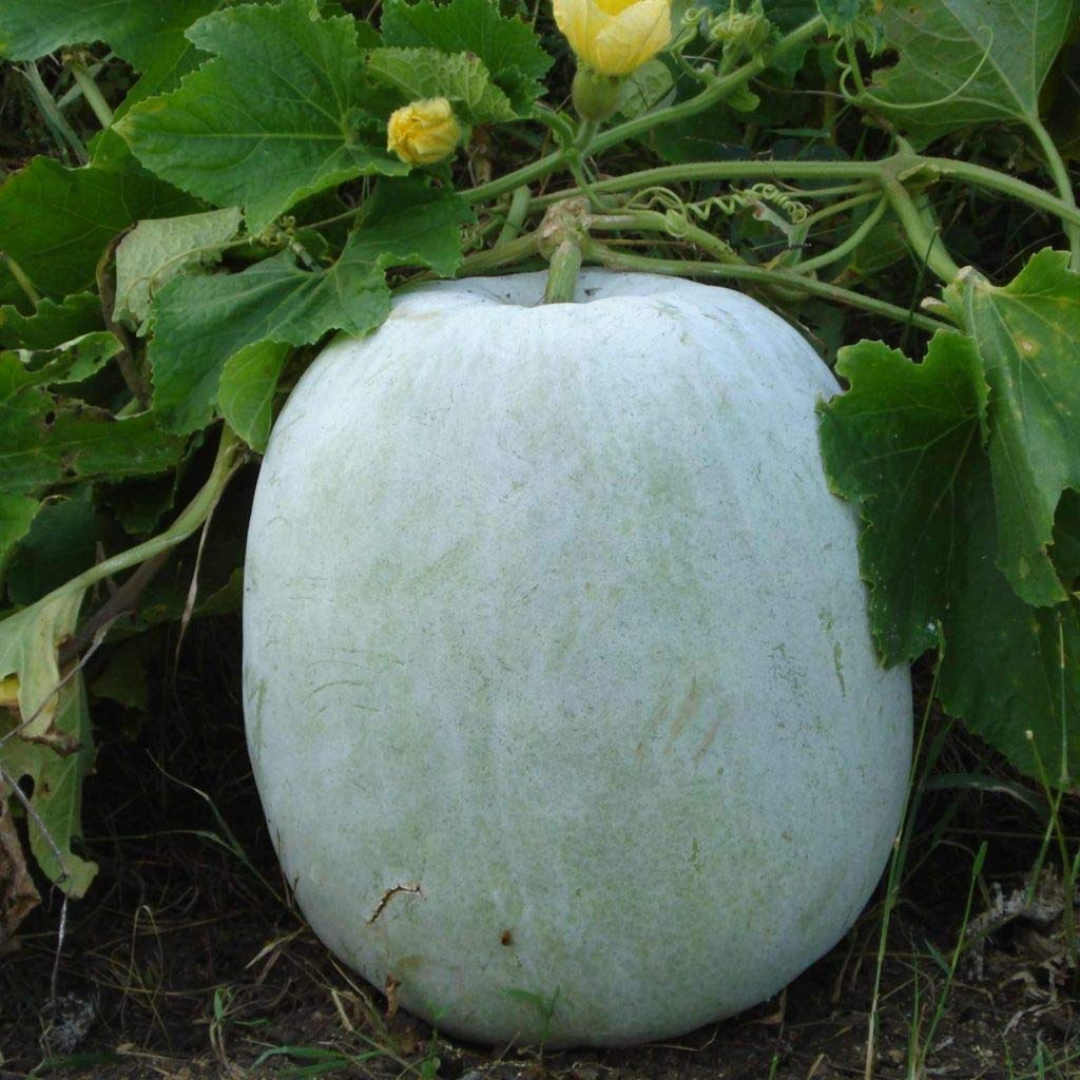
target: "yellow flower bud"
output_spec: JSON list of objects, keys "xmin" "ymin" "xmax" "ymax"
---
[
  {"xmin": 0, "ymin": 674, "xmax": 18, "ymax": 710},
  {"xmin": 387, "ymin": 98, "xmax": 461, "ymax": 166},
  {"xmin": 554, "ymin": 0, "xmax": 672, "ymax": 78}
]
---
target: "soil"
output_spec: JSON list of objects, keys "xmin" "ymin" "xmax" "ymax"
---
[{"xmin": 1, "ymin": 623, "xmax": 1078, "ymax": 1080}]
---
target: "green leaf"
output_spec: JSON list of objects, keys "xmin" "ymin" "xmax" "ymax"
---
[
  {"xmin": 6, "ymin": 488, "xmax": 102, "ymax": 607},
  {"xmin": 218, "ymin": 341, "xmax": 291, "ymax": 453},
  {"xmin": 117, "ymin": 0, "xmax": 409, "ymax": 231},
  {"xmin": 0, "ymin": 351, "xmax": 186, "ymax": 496},
  {"xmin": 1, "ymin": 672, "xmax": 97, "ymax": 897},
  {"xmin": 0, "ymin": 493, "xmax": 39, "ymax": 585},
  {"xmin": 617, "ymin": 60, "xmax": 675, "ymax": 120},
  {"xmin": 936, "ymin": 456, "xmax": 1080, "ymax": 784},
  {"xmin": 819, "ymin": 329, "xmax": 1080, "ymax": 781},
  {"xmin": 0, "ymin": 0, "xmax": 214, "ymax": 66},
  {"xmin": 149, "ymin": 178, "xmax": 472, "ymax": 434},
  {"xmin": 381, "ymin": 0, "xmax": 552, "ymax": 114},
  {"xmin": 959, "ymin": 251, "xmax": 1080, "ymax": 607},
  {"xmin": 819, "ymin": 332, "xmax": 988, "ymax": 665},
  {"xmin": 114, "ymin": 207, "xmax": 243, "ymax": 330},
  {"xmin": 864, "ymin": 0, "xmax": 1074, "ymax": 148},
  {"xmin": 0, "ymin": 591, "xmax": 84, "ymax": 741},
  {"xmin": 366, "ymin": 47, "xmax": 518, "ymax": 123},
  {"xmin": 0, "ymin": 293, "xmax": 102, "ymax": 351},
  {"xmin": 91, "ymin": 638, "xmax": 150, "ymax": 712},
  {"xmin": 0, "ymin": 157, "xmax": 194, "ymax": 295}
]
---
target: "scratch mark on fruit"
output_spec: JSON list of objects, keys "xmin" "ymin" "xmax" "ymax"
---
[
  {"xmin": 833, "ymin": 642, "xmax": 846, "ymax": 695},
  {"xmin": 692, "ymin": 717, "xmax": 721, "ymax": 762},
  {"xmin": 666, "ymin": 676, "xmax": 700, "ymax": 750},
  {"xmin": 368, "ymin": 882, "xmax": 423, "ymax": 924}
]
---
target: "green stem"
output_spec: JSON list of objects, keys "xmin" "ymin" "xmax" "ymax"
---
[
  {"xmin": 517, "ymin": 155, "xmax": 1080, "ymax": 233},
  {"xmin": 795, "ymin": 197, "xmax": 889, "ymax": 275},
  {"xmin": 882, "ymin": 176, "xmax": 961, "ymax": 283},
  {"xmin": 455, "ymin": 231, "xmax": 541, "ymax": 277},
  {"xmin": 530, "ymin": 159, "xmax": 885, "ymax": 209},
  {"xmin": 464, "ymin": 14, "xmax": 827, "ymax": 205},
  {"xmin": 590, "ymin": 15, "xmax": 827, "ymax": 158},
  {"xmin": 1027, "ymin": 114, "xmax": 1080, "ymax": 269},
  {"xmin": 495, "ymin": 186, "xmax": 532, "ymax": 248},
  {"xmin": 1, "ymin": 251, "xmax": 41, "ymax": 306},
  {"xmin": 589, "ymin": 209, "xmax": 742, "ymax": 265},
  {"xmin": 798, "ymin": 189, "xmax": 880, "ymax": 228},
  {"xmin": 68, "ymin": 58, "xmax": 114, "ymax": 128},
  {"xmin": 918, "ymin": 154, "xmax": 1080, "ymax": 229},
  {"xmin": 574, "ymin": 119, "xmax": 597, "ymax": 152},
  {"xmin": 28, "ymin": 426, "xmax": 243, "ymax": 627},
  {"xmin": 544, "ymin": 239, "xmax": 583, "ymax": 303},
  {"xmin": 580, "ymin": 238, "xmax": 951, "ymax": 334},
  {"xmin": 20, "ymin": 62, "xmax": 87, "ymax": 164}
]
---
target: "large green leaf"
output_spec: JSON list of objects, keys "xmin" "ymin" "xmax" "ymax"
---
[
  {"xmin": 937, "ymin": 456, "xmax": 1080, "ymax": 784},
  {"xmin": 6, "ymin": 488, "xmax": 102, "ymax": 607},
  {"xmin": 0, "ymin": 157, "xmax": 194, "ymax": 295},
  {"xmin": 117, "ymin": 0, "xmax": 407, "ymax": 231},
  {"xmin": 819, "ymin": 329, "xmax": 1080, "ymax": 781},
  {"xmin": 381, "ymin": 0, "xmax": 552, "ymax": 114},
  {"xmin": 960, "ymin": 251, "xmax": 1080, "ymax": 607},
  {"xmin": 0, "ymin": 0, "xmax": 215, "ymax": 66},
  {"xmin": 149, "ymin": 179, "xmax": 473, "ymax": 434},
  {"xmin": 366, "ymin": 47, "xmax": 519, "ymax": 123},
  {"xmin": 864, "ymin": 0, "xmax": 1074, "ymax": 148},
  {"xmin": 819, "ymin": 332, "xmax": 988, "ymax": 665}
]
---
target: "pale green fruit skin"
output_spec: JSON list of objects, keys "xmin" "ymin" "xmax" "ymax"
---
[{"xmin": 242, "ymin": 271, "xmax": 911, "ymax": 1049}]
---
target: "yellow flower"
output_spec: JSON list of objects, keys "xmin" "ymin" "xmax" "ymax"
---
[
  {"xmin": 554, "ymin": 0, "xmax": 672, "ymax": 78},
  {"xmin": 387, "ymin": 98, "xmax": 461, "ymax": 165},
  {"xmin": 0, "ymin": 674, "xmax": 18, "ymax": 710}
]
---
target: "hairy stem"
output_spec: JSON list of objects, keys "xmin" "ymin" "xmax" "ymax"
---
[
  {"xmin": 1027, "ymin": 114, "xmax": 1080, "ymax": 269},
  {"xmin": 68, "ymin": 58, "xmax": 114, "ymax": 128},
  {"xmin": 795, "ymin": 197, "xmax": 889, "ymax": 275},
  {"xmin": 41, "ymin": 426, "xmax": 243, "ymax": 637},
  {"xmin": 495, "ymin": 186, "xmax": 533, "ymax": 248},
  {"xmin": 580, "ymin": 238, "xmax": 951, "ymax": 334},
  {"xmin": 882, "ymin": 176, "xmax": 961, "ymax": 283}
]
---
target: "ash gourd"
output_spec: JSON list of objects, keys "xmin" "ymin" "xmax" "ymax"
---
[{"xmin": 242, "ymin": 270, "xmax": 912, "ymax": 1048}]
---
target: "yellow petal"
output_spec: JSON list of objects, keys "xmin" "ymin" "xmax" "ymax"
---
[
  {"xmin": 553, "ymin": 0, "xmax": 671, "ymax": 78},
  {"xmin": 387, "ymin": 98, "xmax": 461, "ymax": 165},
  {"xmin": 593, "ymin": 0, "xmax": 671, "ymax": 75}
]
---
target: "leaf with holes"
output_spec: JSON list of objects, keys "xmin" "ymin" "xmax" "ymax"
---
[
  {"xmin": 0, "ymin": 351, "xmax": 186, "ymax": 497},
  {"xmin": 1, "ymin": 672, "xmax": 97, "ymax": 896}
]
